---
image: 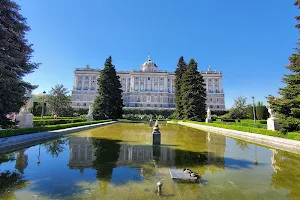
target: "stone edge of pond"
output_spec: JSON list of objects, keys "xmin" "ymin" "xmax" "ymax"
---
[
  {"xmin": 176, "ymin": 121, "xmax": 300, "ymax": 155},
  {"xmin": 0, "ymin": 121, "xmax": 118, "ymax": 154}
]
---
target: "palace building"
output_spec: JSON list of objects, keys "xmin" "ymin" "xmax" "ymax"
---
[{"xmin": 71, "ymin": 56, "xmax": 225, "ymax": 110}]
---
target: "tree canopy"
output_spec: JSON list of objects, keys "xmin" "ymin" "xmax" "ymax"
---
[
  {"xmin": 93, "ymin": 56, "xmax": 123, "ymax": 120},
  {"xmin": 0, "ymin": 0, "xmax": 39, "ymax": 128},
  {"xmin": 174, "ymin": 56, "xmax": 187, "ymax": 119},
  {"xmin": 46, "ymin": 84, "xmax": 73, "ymax": 116},
  {"xmin": 268, "ymin": 0, "xmax": 300, "ymax": 132},
  {"xmin": 181, "ymin": 59, "xmax": 206, "ymax": 121}
]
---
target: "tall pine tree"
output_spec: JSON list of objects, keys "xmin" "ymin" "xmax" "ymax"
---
[
  {"xmin": 93, "ymin": 56, "xmax": 123, "ymax": 120},
  {"xmin": 268, "ymin": 0, "xmax": 300, "ymax": 132},
  {"xmin": 0, "ymin": 0, "xmax": 39, "ymax": 128},
  {"xmin": 174, "ymin": 56, "xmax": 187, "ymax": 119},
  {"xmin": 181, "ymin": 59, "xmax": 206, "ymax": 121}
]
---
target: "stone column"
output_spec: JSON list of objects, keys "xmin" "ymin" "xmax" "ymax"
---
[
  {"xmin": 125, "ymin": 77, "xmax": 128, "ymax": 92},
  {"xmin": 170, "ymin": 79, "xmax": 173, "ymax": 93},
  {"xmin": 88, "ymin": 76, "xmax": 92, "ymax": 90},
  {"xmin": 164, "ymin": 77, "xmax": 168, "ymax": 92},
  {"xmin": 74, "ymin": 75, "xmax": 78, "ymax": 89},
  {"xmin": 152, "ymin": 77, "xmax": 154, "ymax": 91}
]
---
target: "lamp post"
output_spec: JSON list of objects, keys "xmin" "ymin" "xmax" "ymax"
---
[
  {"xmin": 252, "ymin": 96, "xmax": 256, "ymax": 124},
  {"xmin": 37, "ymin": 145, "xmax": 41, "ymax": 166},
  {"xmin": 41, "ymin": 91, "xmax": 46, "ymax": 120}
]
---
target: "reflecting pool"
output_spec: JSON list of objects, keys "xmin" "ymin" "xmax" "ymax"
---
[{"xmin": 0, "ymin": 123, "xmax": 300, "ymax": 199}]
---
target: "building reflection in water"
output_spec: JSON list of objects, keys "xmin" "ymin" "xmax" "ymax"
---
[
  {"xmin": 206, "ymin": 132, "xmax": 226, "ymax": 169},
  {"xmin": 68, "ymin": 132, "xmax": 226, "ymax": 175}
]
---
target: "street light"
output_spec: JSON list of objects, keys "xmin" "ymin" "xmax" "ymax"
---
[
  {"xmin": 37, "ymin": 145, "xmax": 41, "ymax": 166},
  {"xmin": 41, "ymin": 91, "xmax": 46, "ymax": 120},
  {"xmin": 252, "ymin": 96, "xmax": 256, "ymax": 124}
]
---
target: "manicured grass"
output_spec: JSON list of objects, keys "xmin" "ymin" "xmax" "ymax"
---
[
  {"xmin": 0, "ymin": 120, "xmax": 112, "ymax": 138},
  {"xmin": 170, "ymin": 120, "xmax": 300, "ymax": 141}
]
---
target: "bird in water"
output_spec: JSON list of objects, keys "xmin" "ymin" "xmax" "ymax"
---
[
  {"xmin": 183, "ymin": 168, "xmax": 192, "ymax": 173},
  {"xmin": 190, "ymin": 172, "xmax": 201, "ymax": 179}
]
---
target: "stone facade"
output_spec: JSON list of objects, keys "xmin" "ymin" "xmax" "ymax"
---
[{"xmin": 71, "ymin": 56, "xmax": 225, "ymax": 110}]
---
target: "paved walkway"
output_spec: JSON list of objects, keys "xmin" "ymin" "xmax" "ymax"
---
[
  {"xmin": 0, "ymin": 121, "xmax": 117, "ymax": 154},
  {"xmin": 177, "ymin": 122, "xmax": 300, "ymax": 154}
]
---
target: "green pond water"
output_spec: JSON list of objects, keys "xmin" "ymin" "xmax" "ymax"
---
[{"xmin": 0, "ymin": 123, "xmax": 300, "ymax": 200}]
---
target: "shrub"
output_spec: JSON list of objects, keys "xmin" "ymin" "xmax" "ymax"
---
[
  {"xmin": 221, "ymin": 119, "xmax": 236, "ymax": 122},
  {"xmin": 184, "ymin": 120, "xmax": 294, "ymax": 139},
  {"xmin": 123, "ymin": 108, "xmax": 174, "ymax": 118},
  {"xmin": 33, "ymin": 118, "xmax": 86, "ymax": 126},
  {"xmin": 0, "ymin": 120, "xmax": 112, "ymax": 138},
  {"xmin": 259, "ymin": 120, "xmax": 267, "ymax": 124}
]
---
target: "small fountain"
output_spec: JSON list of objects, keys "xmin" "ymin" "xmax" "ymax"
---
[{"xmin": 152, "ymin": 120, "xmax": 161, "ymax": 145}]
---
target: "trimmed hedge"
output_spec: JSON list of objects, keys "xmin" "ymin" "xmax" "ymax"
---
[
  {"xmin": 220, "ymin": 119, "xmax": 236, "ymax": 122},
  {"xmin": 179, "ymin": 120, "xmax": 300, "ymax": 141},
  {"xmin": 0, "ymin": 120, "xmax": 111, "ymax": 138},
  {"xmin": 33, "ymin": 118, "xmax": 86, "ymax": 126},
  {"xmin": 122, "ymin": 108, "xmax": 174, "ymax": 118}
]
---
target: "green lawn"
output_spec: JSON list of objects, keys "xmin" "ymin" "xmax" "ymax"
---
[
  {"xmin": 170, "ymin": 120, "xmax": 300, "ymax": 141},
  {"xmin": 0, "ymin": 120, "xmax": 112, "ymax": 138}
]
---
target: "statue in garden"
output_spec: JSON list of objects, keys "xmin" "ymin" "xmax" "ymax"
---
[
  {"xmin": 205, "ymin": 107, "xmax": 212, "ymax": 123},
  {"xmin": 87, "ymin": 104, "xmax": 93, "ymax": 121}
]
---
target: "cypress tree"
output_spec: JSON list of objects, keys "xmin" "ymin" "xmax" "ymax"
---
[
  {"xmin": 0, "ymin": 0, "xmax": 39, "ymax": 128},
  {"xmin": 174, "ymin": 56, "xmax": 187, "ymax": 119},
  {"xmin": 181, "ymin": 59, "xmax": 206, "ymax": 121},
  {"xmin": 268, "ymin": 1, "xmax": 300, "ymax": 132},
  {"xmin": 256, "ymin": 101, "xmax": 268, "ymax": 120},
  {"xmin": 93, "ymin": 56, "xmax": 124, "ymax": 120}
]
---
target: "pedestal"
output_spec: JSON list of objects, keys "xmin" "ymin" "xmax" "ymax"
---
[
  {"xmin": 16, "ymin": 112, "xmax": 33, "ymax": 128},
  {"xmin": 152, "ymin": 132, "xmax": 161, "ymax": 145},
  {"xmin": 205, "ymin": 118, "xmax": 212, "ymax": 123},
  {"xmin": 267, "ymin": 118, "xmax": 281, "ymax": 131},
  {"xmin": 87, "ymin": 114, "xmax": 93, "ymax": 121}
]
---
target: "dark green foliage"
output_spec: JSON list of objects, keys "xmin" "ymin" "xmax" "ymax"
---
[
  {"xmin": 73, "ymin": 108, "xmax": 89, "ymax": 116},
  {"xmin": 221, "ymin": 119, "xmax": 236, "ymax": 122},
  {"xmin": 256, "ymin": 101, "xmax": 268, "ymax": 120},
  {"xmin": 181, "ymin": 59, "xmax": 206, "ymax": 121},
  {"xmin": 122, "ymin": 114, "xmax": 166, "ymax": 120},
  {"xmin": 31, "ymin": 102, "xmax": 46, "ymax": 116},
  {"xmin": 0, "ymin": 171, "xmax": 28, "ymax": 196},
  {"xmin": 0, "ymin": 0, "xmax": 39, "ymax": 128},
  {"xmin": 46, "ymin": 84, "xmax": 72, "ymax": 116},
  {"xmin": 0, "ymin": 120, "xmax": 111, "ymax": 138},
  {"xmin": 92, "ymin": 138, "xmax": 121, "ymax": 181},
  {"xmin": 93, "ymin": 56, "xmax": 123, "ymax": 120},
  {"xmin": 227, "ymin": 96, "xmax": 248, "ymax": 119},
  {"xmin": 211, "ymin": 110, "xmax": 229, "ymax": 116},
  {"xmin": 174, "ymin": 56, "xmax": 187, "ymax": 119},
  {"xmin": 246, "ymin": 105, "xmax": 255, "ymax": 119},
  {"xmin": 268, "ymin": 1, "xmax": 300, "ymax": 132},
  {"xmin": 122, "ymin": 108, "xmax": 174, "ymax": 118},
  {"xmin": 33, "ymin": 118, "xmax": 86, "ymax": 126}
]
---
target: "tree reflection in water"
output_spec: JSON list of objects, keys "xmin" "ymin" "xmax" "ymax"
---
[
  {"xmin": 235, "ymin": 140, "xmax": 249, "ymax": 150},
  {"xmin": 271, "ymin": 150, "xmax": 300, "ymax": 199},
  {"xmin": 44, "ymin": 138, "xmax": 67, "ymax": 157},
  {"xmin": 0, "ymin": 170, "xmax": 29, "ymax": 199}
]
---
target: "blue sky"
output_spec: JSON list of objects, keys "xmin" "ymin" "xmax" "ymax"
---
[{"xmin": 17, "ymin": 0, "xmax": 298, "ymax": 108}]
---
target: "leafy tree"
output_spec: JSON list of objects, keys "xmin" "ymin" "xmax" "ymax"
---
[
  {"xmin": 0, "ymin": 0, "xmax": 39, "ymax": 128},
  {"xmin": 181, "ymin": 59, "xmax": 206, "ymax": 121},
  {"xmin": 46, "ymin": 84, "xmax": 72, "ymax": 117},
  {"xmin": 256, "ymin": 101, "xmax": 268, "ymax": 120},
  {"xmin": 174, "ymin": 56, "xmax": 187, "ymax": 119},
  {"xmin": 246, "ymin": 104, "xmax": 255, "ymax": 119},
  {"xmin": 228, "ymin": 96, "xmax": 248, "ymax": 119},
  {"xmin": 31, "ymin": 102, "xmax": 46, "ymax": 116},
  {"xmin": 268, "ymin": 1, "xmax": 300, "ymax": 132},
  {"xmin": 93, "ymin": 56, "xmax": 123, "ymax": 119}
]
